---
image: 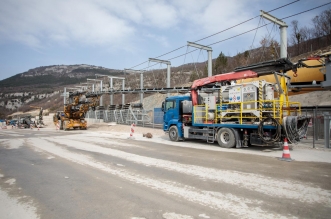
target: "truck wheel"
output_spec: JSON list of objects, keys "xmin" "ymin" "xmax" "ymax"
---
[
  {"xmin": 217, "ymin": 128, "xmax": 236, "ymax": 148},
  {"xmin": 169, "ymin": 126, "xmax": 179, "ymax": 142}
]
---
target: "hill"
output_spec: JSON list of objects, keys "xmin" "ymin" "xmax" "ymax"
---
[{"xmin": 1, "ymin": 46, "xmax": 331, "ymax": 119}]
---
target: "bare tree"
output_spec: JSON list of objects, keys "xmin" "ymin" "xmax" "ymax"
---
[{"xmin": 311, "ymin": 9, "xmax": 331, "ymax": 47}]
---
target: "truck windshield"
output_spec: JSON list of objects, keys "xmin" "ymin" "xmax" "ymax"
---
[{"xmin": 165, "ymin": 100, "xmax": 176, "ymax": 111}]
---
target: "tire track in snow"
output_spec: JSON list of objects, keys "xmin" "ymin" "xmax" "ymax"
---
[
  {"xmin": 26, "ymin": 138, "xmax": 289, "ymax": 219},
  {"xmin": 47, "ymin": 136, "xmax": 331, "ymax": 206}
]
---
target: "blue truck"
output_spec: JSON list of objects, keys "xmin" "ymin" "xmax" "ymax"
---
[{"xmin": 161, "ymin": 60, "xmax": 311, "ymax": 148}]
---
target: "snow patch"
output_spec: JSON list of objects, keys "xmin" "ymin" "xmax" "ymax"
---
[
  {"xmin": 0, "ymin": 189, "xmax": 38, "ymax": 219},
  {"xmin": 5, "ymin": 178, "xmax": 16, "ymax": 185},
  {"xmin": 1, "ymin": 139, "xmax": 24, "ymax": 149},
  {"xmin": 163, "ymin": 212, "xmax": 193, "ymax": 219},
  {"xmin": 26, "ymin": 138, "xmax": 290, "ymax": 219},
  {"xmin": 46, "ymin": 137, "xmax": 331, "ymax": 206}
]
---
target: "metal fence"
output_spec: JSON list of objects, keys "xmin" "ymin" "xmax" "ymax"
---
[
  {"xmin": 301, "ymin": 107, "xmax": 331, "ymax": 140},
  {"xmin": 299, "ymin": 107, "xmax": 331, "ymax": 149},
  {"xmin": 86, "ymin": 105, "xmax": 163, "ymax": 129}
]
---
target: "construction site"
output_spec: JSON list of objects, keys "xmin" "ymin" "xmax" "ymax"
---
[{"xmin": 1, "ymin": 4, "xmax": 331, "ymax": 219}]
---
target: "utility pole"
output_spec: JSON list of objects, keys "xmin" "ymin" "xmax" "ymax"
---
[
  {"xmin": 260, "ymin": 11, "xmax": 289, "ymax": 112},
  {"xmin": 260, "ymin": 10, "xmax": 288, "ymax": 59},
  {"xmin": 87, "ymin": 79, "xmax": 103, "ymax": 106},
  {"xmin": 95, "ymin": 74, "xmax": 126, "ymax": 105},
  {"xmin": 124, "ymin": 69, "xmax": 145, "ymax": 103},
  {"xmin": 187, "ymin": 41, "xmax": 213, "ymax": 77},
  {"xmin": 148, "ymin": 58, "xmax": 171, "ymax": 96}
]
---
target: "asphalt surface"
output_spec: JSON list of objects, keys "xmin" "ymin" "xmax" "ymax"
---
[{"xmin": 0, "ymin": 128, "xmax": 331, "ymax": 219}]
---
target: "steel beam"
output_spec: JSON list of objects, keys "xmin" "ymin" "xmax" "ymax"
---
[
  {"xmin": 187, "ymin": 41, "xmax": 212, "ymax": 77},
  {"xmin": 148, "ymin": 58, "xmax": 171, "ymax": 96},
  {"xmin": 260, "ymin": 10, "xmax": 288, "ymax": 59},
  {"xmin": 87, "ymin": 79, "xmax": 103, "ymax": 106},
  {"xmin": 125, "ymin": 69, "xmax": 145, "ymax": 103},
  {"xmin": 96, "ymin": 74, "xmax": 125, "ymax": 105}
]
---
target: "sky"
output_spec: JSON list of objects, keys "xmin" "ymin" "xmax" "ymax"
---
[{"xmin": 0, "ymin": 0, "xmax": 330, "ymax": 81}]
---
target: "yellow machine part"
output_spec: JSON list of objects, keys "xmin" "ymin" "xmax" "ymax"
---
[
  {"xmin": 63, "ymin": 119, "xmax": 87, "ymax": 130},
  {"xmin": 238, "ymin": 60, "xmax": 325, "ymax": 95}
]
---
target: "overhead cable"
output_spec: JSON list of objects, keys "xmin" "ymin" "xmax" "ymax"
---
[{"xmin": 128, "ymin": 0, "xmax": 300, "ymax": 70}]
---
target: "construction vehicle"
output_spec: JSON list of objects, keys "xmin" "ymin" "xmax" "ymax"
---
[
  {"xmin": 161, "ymin": 55, "xmax": 331, "ymax": 148},
  {"xmin": 30, "ymin": 105, "xmax": 45, "ymax": 127},
  {"xmin": 17, "ymin": 114, "xmax": 33, "ymax": 129},
  {"xmin": 54, "ymin": 91, "xmax": 101, "ymax": 130}
]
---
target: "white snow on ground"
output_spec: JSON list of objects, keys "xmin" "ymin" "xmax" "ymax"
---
[
  {"xmin": 198, "ymin": 213, "xmax": 210, "ymax": 218},
  {"xmin": 5, "ymin": 179, "xmax": 16, "ymax": 186},
  {"xmin": 46, "ymin": 135, "xmax": 331, "ymax": 206},
  {"xmin": 0, "ymin": 131, "xmax": 24, "ymax": 137},
  {"xmin": 83, "ymin": 130, "xmax": 331, "ymax": 163},
  {"xmin": 0, "ymin": 189, "xmax": 38, "ymax": 219},
  {"xmin": 1, "ymin": 126, "xmax": 331, "ymax": 218},
  {"xmin": 26, "ymin": 138, "xmax": 290, "ymax": 219},
  {"xmin": 0, "ymin": 139, "xmax": 24, "ymax": 149},
  {"xmin": 163, "ymin": 212, "xmax": 193, "ymax": 219}
]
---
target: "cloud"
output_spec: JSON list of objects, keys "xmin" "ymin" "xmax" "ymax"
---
[
  {"xmin": 0, "ymin": 0, "xmax": 135, "ymax": 49},
  {"xmin": 0, "ymin": 0, "xmax": 316, "ymax": 56},
  {"xmin": 143, "ymin": 33, "xmax": 169, "ymax": 47},
  {"xmin": 175, "ymin": 0, "xmax": 259, "ymax": 37}
]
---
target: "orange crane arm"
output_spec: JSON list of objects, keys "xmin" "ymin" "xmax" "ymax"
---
[{"xmin": 190, "ymin": 70, "xmax": 259, "ymax": 105}]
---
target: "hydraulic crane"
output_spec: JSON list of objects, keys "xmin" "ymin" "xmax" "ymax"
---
[{"xmin": 54, "ymin": 91, "xmax": 102, "ymax": 130}]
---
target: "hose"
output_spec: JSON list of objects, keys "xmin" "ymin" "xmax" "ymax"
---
[
  {"xmin": 258, "ymin": 116, "xmax": 282, "ymax": 143},
  {"xmin": 283, "ymin": 116, "xmax": 310, "ymax": 144}
]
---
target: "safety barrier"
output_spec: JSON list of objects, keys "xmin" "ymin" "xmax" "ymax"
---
[
  {"xmin": 86, "ymin": 104, "xmax": 158, "ymax": 127},
  {"xmin": 194, "ymin": 100, "xmax": 301, "ymax": 125}
]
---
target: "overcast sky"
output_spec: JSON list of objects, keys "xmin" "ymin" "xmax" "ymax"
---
[{"xmin": 0, "ymin": 0, "xmax": 330, "ymax": 81}]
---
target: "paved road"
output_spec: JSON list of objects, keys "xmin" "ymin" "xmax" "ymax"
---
[{"xmin": 0, "ymin": 128, "xmax": 331, "ymax": 219}]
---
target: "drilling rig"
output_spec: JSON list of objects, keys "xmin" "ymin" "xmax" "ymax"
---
[{"xmin": 53, "ymin": 91, "xmax": 101, "ymax": 130}]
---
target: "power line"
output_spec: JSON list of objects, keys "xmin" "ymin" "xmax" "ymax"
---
[
  {"xmin": 130, "ymin": 1, "xmax": 330, "ymax": 71},
  {"xmin": 128, "ymin": 0, "xmax": 300, "ymax": 70},
  {"xmin": 281, "ymin": 1, "xmax": 331, "ymax": 20}
]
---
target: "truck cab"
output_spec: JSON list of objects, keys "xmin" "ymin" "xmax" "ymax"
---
[{"xmin": 162, "ymin": 95, "xmax": 191, "ymax": 141}]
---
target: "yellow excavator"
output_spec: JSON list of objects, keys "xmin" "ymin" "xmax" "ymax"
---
[{"xmin": 53, "ymin": 91, "xmax": 101, "ymax": 130}]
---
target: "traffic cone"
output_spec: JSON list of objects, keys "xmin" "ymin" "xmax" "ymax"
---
[
  {"xmin": 279, "ymin": 138, "xmax": 293, "ymax": 162},
  {"xmin": 128, "ymin": 123, "xmax": 135, "ymax": 139}
]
